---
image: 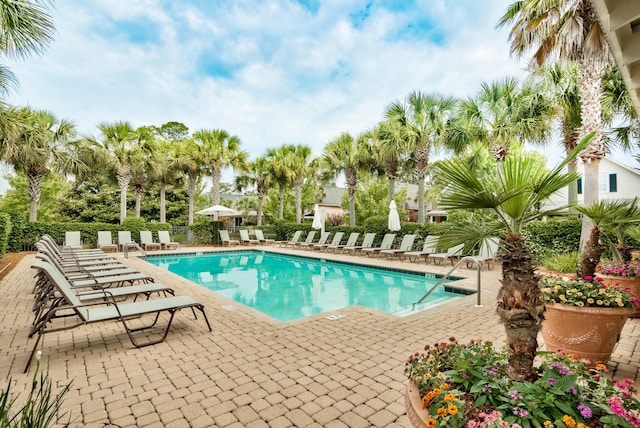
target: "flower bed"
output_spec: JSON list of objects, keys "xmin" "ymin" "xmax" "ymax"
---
[
  {"xmin": 596, "ymin": 261, "xmax": 640, "ymax": 278},
  {"xmin": 405, "ymin": 338, "xmax": 640, "ymax": 427},
  {"xmin": 539, "ymin": 274, "xmax": 640, "ymax": 308}
]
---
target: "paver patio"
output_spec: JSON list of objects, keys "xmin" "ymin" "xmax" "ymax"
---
[{"xmin": 1, "ymin": 246, "xmax": 639, "ymax": 427}]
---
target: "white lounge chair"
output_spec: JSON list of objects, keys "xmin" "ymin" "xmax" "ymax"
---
[
  {"xmin": 64, "ymin": 231, "xmax": 83, "ymax": 250},
  {"xmin": 380, "ymin": 234, "xmax": 416, "ymax": 259},
  {"xmin": 467, "ymin": 237, "xmax": 500, "ymax": 270},
  {"xmin": 342, "ymin": 233, "xmax": 376, "ymax": 255},
  {"xmin": 219, "ymin": 230, "xmax": 240, "ymax": 246},
  {"xmin": 140, "ymin": 231, "xmax": 162, "ymax": 251},
  {"xmin": 362, "ymin": 234, "xmax": 396, "ymax": 257},
  {"xmin": 403, "ymin": 235, "xmax": 439, "ymax": 262},
  {"xmin": 239, "ymin": 229, "xmax": 260, "ymax": 245},
  {"xmin": 313, "ymin": 232, "xmax": 343, "ymax": 251},
  {"xmin": 158, "ymin": 231, "xmax": 180, "ymax": 250},
  {"xmin": 254, "ymin": 230, "xmax": 275, "ymax": 245},
  {"xmin": 292, "ymin": 231, "xmax": 315, "ymax": 248},
  {"xmin": 427, "ymin": 243, "xmax": 465, "ymax": 265},
  {"xmin": 326, "ymin": 232, "xmax": 359, "ymax": 253},
  {"xmin": 97, "ymin": 231, "xmax": 118, "ymax": 252},
  {"xmin": 118, "ymin": 231, "xmax": 136, "ymax": 252},
  {"xmin": 280, "ymin": 231, "xmax": 302, "ymax": 247},
  {"xmin": 300, "ymin": 231, "xmax": 329, "ymax": 249}
]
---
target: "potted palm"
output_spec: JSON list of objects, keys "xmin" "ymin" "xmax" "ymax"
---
[{"xmin": 403, "ymin": 134, "xmax": 640, "ymax": 426}]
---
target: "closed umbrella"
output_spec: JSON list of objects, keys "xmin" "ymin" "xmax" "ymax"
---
[
  {"xmin": 312, "ymin": 204, "xmax": 324, "ymax": 233},
  {"xmin": 388, "ymin": 200, "xmax": 401, "ymax": 231}
]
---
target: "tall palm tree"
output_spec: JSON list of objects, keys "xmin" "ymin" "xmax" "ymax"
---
[
  {"xmin": 154, "ymin": 122, "xmax": 189, "ymax": 223},
  {"xmin": 128, "ymin": 126, "xmax": 158, "ymax": 218},
  {"xmin": 498, "ymin": 0, "xmax": 611, "ymax": 276},
  {"xmin": 368, "ymin": 121, "xmax": 405, "ymax": 201},
  {"xmin": 450, "ymin": 77, "xmax": 552, "ymax": 163},
  {"xmin": 266, "ymin": 144, "xmax": 295, "ymax": 220},
  {"xmin": 0, "ymin": 0, "xmax": 55, "ymax": 95},
  {"xmin": 322, "ymin": 132, "xmax": 373, "ymax": 227},
  {"xmin": 601, "ymin": 65, "xmax": 639, "ymax": 153},
  {"xmin": 235, "ymin": 156, "xmax": 272, "ymax": 226},
  {"xmin": 193, "ymin": 129, "xmax": 247, "ymax": 206},
  {"xmin": 89, "ymin": 121, "xmax": 144, "ymax": 224},
  {"xmin": 386, "ymin": 92, "xmax": 458, "ymax": 222},
  {"xmin": 434, "ymin": 134, "xmax": 592, "ymax": 381},
  {"xmin": 174, "ymin": 138, "xmax": 206, "ymax": 225},
  {"xmin": 286, "ymin": 144, "xmax": 315, "ymax": 224},
  {"xmin": 1, "ymin": 107, "xmax": 76, "ymax": 221}
]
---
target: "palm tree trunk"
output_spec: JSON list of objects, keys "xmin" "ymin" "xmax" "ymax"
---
[
  {"xmin": 496, "ymin": 234, "xmax": 543, "ymax": 382},
  {"xmin": 117, "ymin": 170, "xmax": 131, "ymax": 224},
  {"xmin": 211, "ymin": 166, "xmax": 221, "ymax": 206},
  {"xmin": 27, "ymin": 170, "xmax": 44, "ymax": 222},
  {"xmin": 346, "ymin": 168, "xmax": 357, "ymax": 227},
  {"xmin": 294, "ymin": 178, "xmax": 303, "ymax": 223},
  {"xmin": 416, "ymin": 146, "xmax": 429, "ymax": 223},
  {"xmin": 188, "ymin": 174, "xmax": 196, "ymax": 225},
  {"xmin": 160, "ymin": 180, "xmax": 166, "ymax": 223},
  {"xmin": 389, "ymin": 177, "xmax": 395, "ymax": 201},
  {"xmin": 279, "ymin": 183, "xmax": 285, "ymax": 220},
  {"xmin": 257, "ymin": 196, "xmax": 264, "ymax": 226},
  {"xmin": 577, "ymin": 227, "xmax": 605, "ymax": 278},
  {"xmin": 577, "ymin": 58, "xmax": 606, "ymax": 267},
  {"xmin": 135, "ymin": 184, "xmax": 143, "ymax": 217},
  {"xmin": 562, "ymin": 126, "xmax": 579, "ymax": 212}
]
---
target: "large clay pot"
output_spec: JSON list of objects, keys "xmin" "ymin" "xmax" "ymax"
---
[
  {"xmin": 404, "ymin": 381, "xmax": 430, "ymax": 428},
  {"xmin": 541, "ymin": 302, "xmax": 634, "ymax": 365},
  {"xmin": 598, "ymin": 275, "xmax": 640, "ymax": 318}
]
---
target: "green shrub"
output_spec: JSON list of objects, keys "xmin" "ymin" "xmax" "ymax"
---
[
  {"xmin": 522, "ymin": 218, "xmax": 581, "ymax": 263},
  {"xmin": 0, "ymin": 213, "xmax": 11, "ymax": 258},
  {"xmin": 6, "ymin": 212, "xmax": 25, "ymax": 253},
  {"xmin": 541, "ymin": 251, "xmax": 578, "ymax": 273},
  {"xmin": 189, "ymin": 220, "xmax": 225, "ymax": 245},
  {"xmin": 272, "ymin": 220, "xmax": 313, "ymax": 241}
]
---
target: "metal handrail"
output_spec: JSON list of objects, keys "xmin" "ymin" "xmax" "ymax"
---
[
  {"xmin": 413, "ymin": 256, "xmax": 483, "ymax": 310},
  {"xmin": 123, "ymin": 242, "xmax": 146, "ymax": 260}
]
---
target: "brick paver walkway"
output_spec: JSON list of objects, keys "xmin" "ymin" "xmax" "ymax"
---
[{"xmin": 1, "ymin": 247, "xmax": 639, "ymax": 427}]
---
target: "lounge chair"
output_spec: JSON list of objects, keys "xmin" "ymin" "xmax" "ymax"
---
[
  {"xmin": 280, "ymin": 231, "xmax": 303, "ymax": 247},
  {"xmin": 254, "ymin": 229, "xmax": 275, "ymax": 245},
  {"xmin": 342, "ymin": 233, "xmax": 376, "ymax": 255},
  {"xmin": 361, "ymin": 233, "xmax": 396, "ymax": 257},
  {"xmin": 219, "ymin": 230, "xmax": 240, "ymax": 246},
  {"xmin": 118, "ymin": 231, "xmax": 136, "ymax": 252},
  {"xmin": 467, "ymin": 237, "xmax": 500, "ymax": 270},
  {"xmin": 140, "ymin": 231, "xmax": 162, "ymax": 251},
  {"xmin": 239, "ymin": 229, "xmax": 260, "ymax": 245},
  {"xmin": 97, "ymin": 231, "xmax": 118, "ymax": 252},
  {"xmin": 25, "ymin": 261, "xmax": 211, "ymax": 373},
  {"xmin": 38, "ymin": 238, "xmax": 117, "ymax": 264},
  {"xmin": 380, "ymin": 234, "xmax": 416, "ymax": 259},
  {"xmin": 300, "ymin": 231, "xmax": 329, "ymax": 249},
  {"xmin": 158, "ymin": 231, "xmax": 180, "ymax": 250},
  {"xmin": 427, "ymin": 243, "xmax": 465, "ymax": 265},
  {"xmin": 64, "ymin": 231, "xmax": 83, "ymax": 250},
  {"xmin": 42, "ymin": 235, "xmax": 106, "ymax": 257},
  {"xmin": 403, "ymin": 235, "xmax": 439, "ymax": 262},
  {"xmin": 326, "ymin": 232, "xmax": 359, "ymax": 253},
  {"xmin": 313, "ymin": 232, "xmax": 343, "ymax": 251}
]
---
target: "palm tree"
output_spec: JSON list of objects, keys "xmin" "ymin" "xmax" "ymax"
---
[
  {"xmin": 89, "ymin": 121, "xmax": 144, "ymax": 224},
  {"xmin": 601, "ymin": 65, "xmax": 640, "ymax": 153},
  {"xmin": 286, "ymin": 144, "xmax": 315, "ymax": 223},
  {"xmin": 0, "ymin": 0, "xmax": 55, "ymax": 95},
  {"xmin": 154, "ymin": 122, "xmax": 189, "ymax": 223},
  {"xmin": 235, "ymin": 156, "xmax": 272, "ymax": 226},
  {"xmin": 368, "ymin": 121, "xmax": 405, "ymax": 201},
  {"xmin": 174, "ymin": 138, "xmax": 206, "ymax": 225},
  {"xmin": 498, "ymin": 0, "xmax": 611, "ymax": 276},
  {"xmin": 386, "ymin": 92, "xmax": 458, "ymax": 222},
  {"xmin": 450, "ymin": 77, "xmax": 552, "ymax": 163},
  {"xmin": 322, "ymin": 132, "xmax": 373, "ymax": 226},
  {"xmin": 128, "ymin": 126, "xmax": 158, "ymax": 218},
  {"xmin": 266, "ymin": 145, "xmax": 295, "ymax": 220},
  {"xmin": 0, "ymin": 107, "xmax": 76, "ymax": 221},
  {"xmin": 434, "ymin": 133, "xmax": 593, "ymax": 381},
  {"xmin": 193, "ymin": 129, "xmax": 247, "ymax": 205}
]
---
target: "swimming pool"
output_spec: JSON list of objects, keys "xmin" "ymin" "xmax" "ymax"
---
[{"xmin": 145, "ymin": 251, "xmax": 470, "ymax": 321}]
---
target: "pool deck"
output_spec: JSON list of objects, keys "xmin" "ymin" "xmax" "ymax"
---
[{"xmin": 1, "ymin": 245, "xmax": 639, "ymax": 427}]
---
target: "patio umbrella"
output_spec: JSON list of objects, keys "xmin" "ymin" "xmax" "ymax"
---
[
  {"xmin": 196, "ymin": 204, "xmax": 242, "ymax": 220},
  {"xmin": 312, "ymin": 204, "xmax": 324, "ymax": 233},
  {"xmin": 388, "ymin": 200, "xmax": 401, "ymax": 231}
]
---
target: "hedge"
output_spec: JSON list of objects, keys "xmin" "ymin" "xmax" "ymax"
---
[
  {"xmin": 6, "ymin": 212, "xmax": 24, "ymax": 253},
  {"xmin": 522, "ymin": 218, "xmax": 582, "ymax": 262},
  {"xmin": 0, "ymin": 213, "xmax": 11, "ymax": 258},
  {"xmin": 188, "ymin": 220, "xmax": 225, "ymax": 245}
]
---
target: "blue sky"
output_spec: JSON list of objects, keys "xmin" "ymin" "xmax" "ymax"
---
[{"xmin": 3, "ymin": 0, "xmax": 533, "ymax": 185}]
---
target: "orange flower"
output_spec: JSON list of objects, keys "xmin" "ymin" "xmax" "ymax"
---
[
  {"xmin": 443, "ymin": 393, "xmax": 455, "ymax": 403},
  {"xmin": 448, "ymin": 404, "xmax": 458, "ymax": 415},
  {"xmin": 426, "ymin": 417, "xmax": 436, "ymax": 428},
  {"xmin": 437, "ymin": 406, "xmax": 448, "ymax": 417},
  {"xmin": 577, "ymin": 424, "xmax": 588, "ymax": 428},
  {"xmin": 595, "ymin": 363, "xmax": 608, "ymax": 372},
  {"xmin": 562, "ymin": 415, "xmax": 576, "ymax": 427},
  {"xmin": 421, "ymin": 396, "xmax": 430, "ymax": 409},
  {"xmin": 440, "ymin": 383, "xmax": 449, "ymax": 390},
  {"xmin": 567, "ymin": 354, "xmax": 580, "ymax": 360}
]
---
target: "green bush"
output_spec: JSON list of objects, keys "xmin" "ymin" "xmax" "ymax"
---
[
  {"xmin": 0, "ymin": 213, "xmax": 11, "ymax": 258},
  {"xmin": 522, "ymin": 218, "xmax": 581, "ymax": 263},
  {"xmin": 541, "ymin": 251, "xmax": 578, "ymax": 273},
  {"xmin": 272, "ymin": 220, "xmax": 313, "ymax": 241},
  {"xmin": 189, "ymin": 220, "xmax": 225, "ymax": 245},
  {"xmin": 6, "ymin": 212, "xmax": 25, "ymax": 253}
]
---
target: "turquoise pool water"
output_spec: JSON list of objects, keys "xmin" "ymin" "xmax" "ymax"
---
[{"xmin": 145, "ymin": 251, "xmax": 468, "ymax": 321}]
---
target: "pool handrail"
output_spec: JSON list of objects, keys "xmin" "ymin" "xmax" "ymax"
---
[{"xmin": 413, "ymin": 256, "xmax": 482, "ymax": 309}]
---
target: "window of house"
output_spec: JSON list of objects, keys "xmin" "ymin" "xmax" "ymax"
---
[{"xmin": 577, "ymin": 174, "xmax": 617, "ymax": 194}]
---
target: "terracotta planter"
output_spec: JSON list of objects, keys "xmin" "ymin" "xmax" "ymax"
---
[
  {"xmin": 541, "ymin": 302, "xmax": 634, "ymax": 365},
  {"xmin": 405, "ymin": 381, "xmax": 430, "ymax": 427},
  {"xmin": 598, "ymin": 275, "xmax": 640, "ymax": 318}
]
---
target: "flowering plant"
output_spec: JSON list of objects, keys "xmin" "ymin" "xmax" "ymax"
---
[
  {"xmin": 405, "ymin": 338, "xmax": 640, "ymax": 427},
  {"xmin": 539, "ymin": 274, "xmax": 640, "ymax": 308},
  {"xmin": 596, "ymin": 260, "xmax": 640, "ymax": 278}
]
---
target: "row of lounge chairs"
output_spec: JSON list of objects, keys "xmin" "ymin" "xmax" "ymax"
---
[
  {"xmin": 65, "ymin": 230, "xmax": 180, "ymax": 252},
  {"xmin": 25, "ymin": 235, "xmax": 210, "ymax": 372},
  {"xmin": 219, "ymin": 229, "xmax": 274, "ymax": 246},
  {"xmin": 278, "ymin": 231, "xmax": 500, "ymax": 269}
]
